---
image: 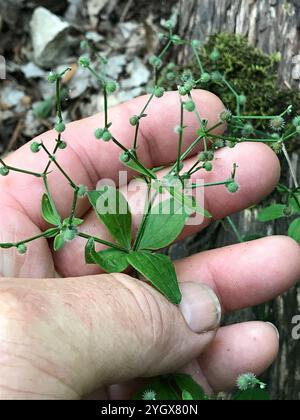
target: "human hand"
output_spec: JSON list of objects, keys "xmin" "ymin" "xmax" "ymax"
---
[{"xmin": 0, "ymin": 90, "xmax": 299, "ymax": 399}]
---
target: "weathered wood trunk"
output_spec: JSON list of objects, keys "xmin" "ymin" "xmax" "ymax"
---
[{"xmin": 176, "ymin": 0, "xmax": 300, "ymax": 400}]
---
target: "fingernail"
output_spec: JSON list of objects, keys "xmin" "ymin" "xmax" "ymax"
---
[
  {"xmin": 266, "ymin": 322, "xmax": 280, "ymax": 340},
  {"xmin": 179, "ymin": 282, "xmax": 222, "ymax": 334}
]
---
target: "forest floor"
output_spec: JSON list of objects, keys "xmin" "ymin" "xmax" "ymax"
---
[{"xmin": 0, "ymin": 0, "xmax": 177, "ymax": 153}]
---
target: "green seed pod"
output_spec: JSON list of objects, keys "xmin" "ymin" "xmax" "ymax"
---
[
  {"xmin": 47, "ymin": 71, "xmax": 59, "ymax": 84},
  {"xmin": 78, "ymin": 184, "xmax": 87, "ymax": 197},
  {"xmin": 17, "ymin": 243, "xmax": 27, "ymax": 255},
  {"xmin": 270, "ymin": 116, "xmax": 285, "ymax": 131},
  {"xmin": 183, "ymin": 100, "xmax": 195, "ymax": 112},
  {"xmin": 55, "ymin": 122, "xmax": 66, "ymax": 133},
  {"xmin": 226, "ymin": 140, "xmax": 236, "ymax": 148},
  {"xmin": 30, "ymin": 142, "xmax": 40, "ymax": 153},
  {"xmin": 79, "ymin": 56, "xmax": 90, "ymax": 68},
  {"xmin": 167, "ymin": 62, "xmax": 176, "ymax": 71},
  {"xmin": 271, "ymin": 142, "xmax": 283, "ymax": 154},
  {"xmin": 210, "ymin": 48, "xmax": 220, "ymax": 61},
  {"xmin": 206, "ymin": 150, "xmax": 214, "ymax": 161},
  {"xmin": 171, "ymin": 35, "xmax": 182, "ymax": 45},
  {"xmin": 178, "ymin": 86, "xmax": 187, "ymax": 96},
  {"xmin": 102, "ymin": 130, "xmax": 112, "ymax": 142},
  {"xmin": 183, "ymin": 80, "xmax": 194, "ymax": 92},
  {"xmin": 149, "ymin": 55, "xmax": 162, "ymax": 68},
  {"xmin": 58, "ymin": 140, "xmax": 67, "ymax": 149},
  {"xmin": 153, "ymin": 86, "xmax": 165, "ymax": 98},
  {"xmin": 204, "ymin": 162, "xmax": 213, "ymax": 172},
  {"xmin": 166, "ymin": 72, "xmax": 176, "ymax": 81},
  {"xmin": 198, "ymin": 151, "xmax": 207, "ymax": 161},
  {"xmin": 214, "ymin": 139, "xmax": 225, "ymax": 148},
  {"xmin": 63, "ymin": 228, "xmax": 77, "ymax": 242},
  {"xmin": 219, "ymin": 109, "xmax": 232, "ymax": 122},
  {"xmin": 0, "ymin": 166, "xmax": 9, "ymax": 176},
  {"xmin": 200, "ymin": 72, "xmax": 211, "ymax": 83},
  {"xmin": 120, "ymin": 151, "xmax": 131, "ymax": 163},
  {"xmin": 105, "ymin": 81, "xmax": 117, "ymax": 94},
  {"xmin": 238, "ymin": 94, "xmax": 247, "ymax": 105},
  {"xmin": 164, "ymin": 19, "xmax": 175, "ymax": 30},
  {"xmin": 129, "ymin": 116, "xmax": 139, "ymax": 126},
  {"xmin": 292, "ymin": 116, "xmax": 300, "ymax": 127},
  {"xmin": 95, "ymin": 128, "xmax": 104, "ymax": 139},
  {"xmin": 227, "ymin": 181, "xmax": 239, "ymax": 193},
  {"xmin": 211, "ymin": 71, "xmax": 222, "ymax": 83},
  {"xmin": 242, "ymin": 123, "xmax": 254, "ymax": 136},
  {"xmin": 191, "ymin": 40, "xmax": 201, "ymax": 48},
  {"xmin": 236, "ymin": 373, "xmax": 265, "ymax": 391}
]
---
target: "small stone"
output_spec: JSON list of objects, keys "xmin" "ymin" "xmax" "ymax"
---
[{"xmin": 30, "ymin": 7, "xmax": 71, "ymax": 68}]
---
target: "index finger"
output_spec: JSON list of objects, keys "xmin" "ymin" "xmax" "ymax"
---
[{"xmin": 1, "ymin": 90, "xmax": 224, "ymax": 228}]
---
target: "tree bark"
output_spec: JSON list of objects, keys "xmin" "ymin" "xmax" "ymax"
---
[{"xmin": 176, "ymin": 0, "xmax": 300, "ymax": 400}]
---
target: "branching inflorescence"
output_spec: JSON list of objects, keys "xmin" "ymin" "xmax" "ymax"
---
[
  {"xmin": 1, "ymin": 17, "xmax": 294, "ymax": 401},
  {"xmin": 0, "ymin": 19, "xmax": 299, "ymax": 303}
]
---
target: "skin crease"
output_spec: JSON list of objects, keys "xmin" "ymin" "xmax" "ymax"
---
[{"xmin": 0, "ymin": 91, "xmax": 299, "ymax": 399}]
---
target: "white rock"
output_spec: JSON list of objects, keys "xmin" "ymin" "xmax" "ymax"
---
[
  {"xmin": 30, "ymin": 7, "xmax": 71, "ymax": 68},
  {"xmin": 121, "ymin": 57, "xmax": 150, "ymax": 89},
  {"xmin": 0, "ymin": 85, "xmax": 24, "ymax": 108},
  {"xmin": 106, "ymin": 55, "xmax": 127, "ymax": 80},
  {"xmin": 20, "ymin": 62, "xmax": 45, "ymax": 78}
]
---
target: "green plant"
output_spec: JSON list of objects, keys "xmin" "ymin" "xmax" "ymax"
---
[{"xmin": 0, "ymin": 19, "xmax": 298, "ymax": 401}]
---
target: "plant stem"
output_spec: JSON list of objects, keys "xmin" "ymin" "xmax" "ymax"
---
[
  {"xmin": 282, "ymin": 144, "xmax": 299, "ymax": 189},
  {"xmin": 133, "ymin": 184, "xmax": 157, "ymax": 251},
  {"xmin": 41, "ymin": 144, "xmax": 77, "ymax": 189},
  {"xmin": 79, "ymin": 232, "xmax": 128, "ymax": 252},
  {"xmin": 207, "ymin": 133, "xmax": 278, "ymax": 144},
  {"xmin": 191, "ymin": 179, "xmax": 232, "ymax": 189},
  {"xmin": 42, "ymin": 175, "xmax": 62, "ymax": 224},
  {"xmin": 104, "ymin": 88, "xmax": 109, "ymax": 127},
  {"xmin": 133, "ymin": 122, "xmax": 140, "ymax": 150},
  {"xmin": 226, "ymin": 216, "xmax": 243, "ymax": 243},
  {"xmin": 192, "ymin": 45, "xmax": 204, "ymax": 74},
  {"xmin": 69, "ymin": 188, "xmax": 79, "ymax": 226},
  {"xmin": 112, "ymin": 136, "xmax": 156, "ymax": 180},
  {"xmin": 176, "ymin": 101, "xmax": 184, "ymax": 174},
  {"xmin": 0, "ymin": 229, "xmax": 60, "ymax": 248}
]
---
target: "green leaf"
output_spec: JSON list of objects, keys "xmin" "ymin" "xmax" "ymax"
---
[
  {"xmin": 288, "ymin": 217, "xmax": 300, "ymax": 244},
  {"xmin": 63, "ymin": 217, "xmax": 84, "ymax": 227},
  {"xmin": 288, "ymin": 193, "xmax": 300, "ymax": 214},
  {"xmin": 85, "ymin": 238, "xmax": 95, "ymax": 263},
  {"xmin": 32, "ymin": 97, "xmax": 54, "ymax": 119},
  {"xmin": 172, "ymin": 374, "xmax": 208, "ymax": 400},
  {"xmin": 122, "ymin": 159, "xmax": 157, "ymax": 179},
  {"xmin": 85, "ymin": 239, "xmax": 128, "ymax": 273},
  {"xmin": 53, "ymin": 233, "xmax": 65, "ymax": 251},
  {"xmin": 43, "ymin": 228, "xmax": 60, "ymax": 238},
  {"xmin": 127, "ymin": 251, "xmax": 181, "ymax": 304},
  {"xmin": 168, "ymin": 187, "xmax": 211, "ymax": 218},
  {"xmin": 138, "ymin": 198, "xmax": 189, "ymax": 250},
  {"xmin": 88, "ymin": 187, "xmax": 132, "ymax": 249},
  {"xmin": 182, "ymin": 390, "xmax": 194, "ymax": 400},
  {"xmin": 41, "ymin": 194, "xmax": 61, "ymax": 226},
  {"xmin": 234, "ymin": 388, "xmax": 270, "ymax": 400},
  {"xmin": 257, "ymin": 204, "xmax": 285, "ymax": 222}
]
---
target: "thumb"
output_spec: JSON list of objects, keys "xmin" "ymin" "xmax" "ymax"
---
[{"xmin": 0, "ymin": 274, "xmax": 221, "ymax": 399}]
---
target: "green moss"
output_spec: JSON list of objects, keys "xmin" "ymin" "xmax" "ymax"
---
[{"xmin": 161, "ymin": 33, "xmax": 300, "ymax": 148}]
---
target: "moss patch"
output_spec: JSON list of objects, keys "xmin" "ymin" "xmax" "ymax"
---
[{"xmin": 161, "ymin": 33, "xmax": 300, "ymax": 149}]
